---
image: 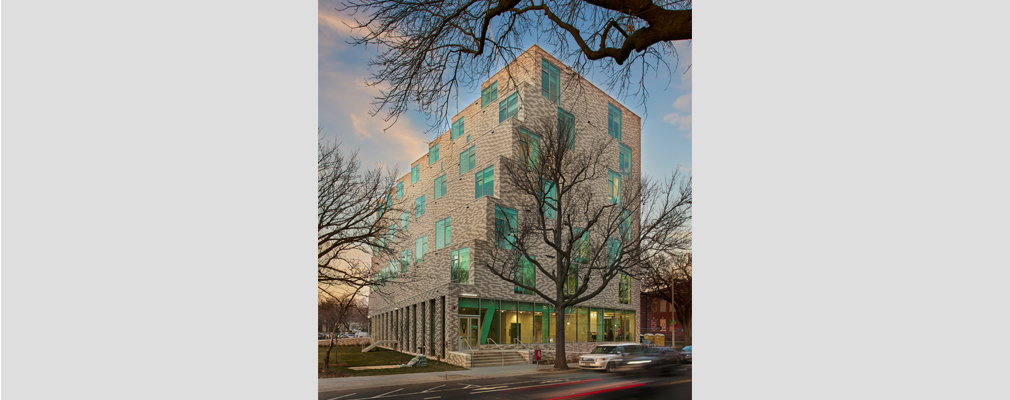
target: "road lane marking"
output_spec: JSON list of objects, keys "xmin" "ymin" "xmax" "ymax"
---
[
  {"xmin": 654, "ymin": 379, "xmax": 692, "ymax": 387},
  {"xmin": 544, "ymin": 383, "xmax": 647, "ymax": 400},
  {"xmin": 368, "ymin": 388, "xmax": 403, "ymax": 398},
  {"xmin": 420, "ymin": 385, "xmax": 445, "ymax": 393},
  {"xmin": 423, "ymin": 397, "xmax": 440, "ymax": 399},
  {"xmin": 472, "ymin": 378, "xmax": 605, "ymax": 394},
  {"xmin": 326, "ymin": 394, "xmax": 356, "ymax": 400}
]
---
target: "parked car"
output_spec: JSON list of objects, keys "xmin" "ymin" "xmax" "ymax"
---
[
  {"xmin": 679, "ymin": 345, "xmax": 692, "ymax": 363},
  {"xmin": 615, "ymin": 346, "xmax": 681, "ymax": 376},
  {"xmin": 578, "ymin": 343, "xmax": 646, "ymax": 372}
]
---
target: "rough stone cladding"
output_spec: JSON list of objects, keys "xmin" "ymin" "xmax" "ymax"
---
[{"xmin": 369, "ymin": 45, "xmax": 643, "ymax": 355}]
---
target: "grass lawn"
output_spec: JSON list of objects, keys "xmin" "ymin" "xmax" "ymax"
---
[{"xmin": 319, "ymin": 346, "xmax": 467, "ymax": 377}]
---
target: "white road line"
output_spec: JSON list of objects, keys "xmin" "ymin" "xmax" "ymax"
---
[
  {"xmin": 423, "ymin": 397, "xmax": 441, "ymax": 399},
  {"xmin": 420, "ymin": 385, "xmax": 446, "ymax": 393},
  {"xmin": 327, "ymin": 394, "xmax": 356, "ymax": 400},
  {"xmin": 369, "ymin": 388, "xmax": 403, "ymax": 398}
]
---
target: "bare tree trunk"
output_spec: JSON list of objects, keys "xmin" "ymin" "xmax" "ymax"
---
[
  {"xmin": 684, "ymin": 315, "xmax": 692, "ymax": 346},
  {"xmin": 554, "ymin": 307, "xmax": 567, "ymax": 369},
  {"xmin": 323, "ymin": 318, "xmax": 341, "ymax": 371}
]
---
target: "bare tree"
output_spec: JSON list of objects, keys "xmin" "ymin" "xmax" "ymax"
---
[
  {"xmin": 641, "ymin": 252, "xmax": 691, "ymax": 345},
  {"xmin": 318, "ymin": 133, "xmax": 408, "ymax": 298},
  {"xmin": 318, "ymin": 288, "xmax": 365, "ymax": 372},
  {"xmin": 338, "ymin": 0, "xmax": 691, "ymax": 132},
  {"xmin": 474, "ymin": 114, "xmax": 691, "ymax": 369}
]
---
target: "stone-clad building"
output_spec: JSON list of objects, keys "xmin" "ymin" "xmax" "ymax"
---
[{"xmin": 367, "ymin": 45, "xmax": 643, "ymax": 367}]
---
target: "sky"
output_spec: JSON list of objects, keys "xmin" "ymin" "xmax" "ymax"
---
[{"xmin": 318, "ymin": 0, "xmax": 692, "ymax": 182}]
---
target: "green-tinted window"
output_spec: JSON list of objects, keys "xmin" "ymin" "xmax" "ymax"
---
[
  {"xmin": 557, "ymin": 107, "xmax": 575, "ymax": 149},
  {"xmin": 608, "ymin": 104, "xmax": 622, "ymax": 141},
  {"xmin": 460, "ymin": 146, "xmax": 476, "ymax": 174},
  {"xmin": 542, "ymin": 180, "xmax": 557, "ymax": 219},
  {"xmin": 499, "ymin": 92, "xmax": 518, "ymax": 123},
  {"xmin": 515, "ymin": 255, "xmax": 535, "ymax": 295},
  {"xmin": 494, "ymin": 205, "xmax": 518, "ymax": 249},
  {"xmin": 608, "ymin": 170, "xmax": 621, "ymax": 204},
  {"xmin": 619, "ymin": 209, "xmax": 631, "ymax": 241},
  {"xmin": 606, "ymin": 238, "xmax": 620, "ymax": 271},
  {"xmin": 388, "ymin": 223, "xmax": 397, "ymax": 242},
  {"xmin": 481, "ymin": 81, "xmax": 498, "ymax": 108},
  {"xmin": 475, "ymin": 165, "xmax": 494, "ymax": 198},
  {"xmin": 574, "ymin": 228, "xmax": 590, "ymax": 264},
  {"xmin": 519, "ymin": 128, "xmax": 540, "ymax": 169},
  {"xmin": 415, "ymin": 236, "xmax": 428, "ymax": 263},
  {"xmin": 429, "ymin": 143, "xmax": 439, "ymax": 165},
  {"xmin": 411, "ymin": 164, "xmax": 420, "ymax": 184},
  {"xmin": 451, "ymin": 247, "xmax": 470, "ymax": 284},
  {"xmin": 400, "ymin": 212, "xmax": 409, "ymax": 231},
  {"xmin": 435, "ymin": 217, "xmax": 451, "ymax": 249},
  {"xmin": 619, "ymin": 144, "xmax": 632, "ymax": 176},
  {"xmin": 451, "ymin": 117, "xmax": 465, "ymax": 141},
  {"xmin": 434, "ymin": 174, "xmax": 447, "ymax": 199},
  {"xmin": 542, "ymin": 59, "xmax": 560, "ymax": 104},
  {"xmin": 619, "ymin": 273, "xmax": 631, "ymax": 304},
  {"xmin": 564, "ymin": 262, "xmax": 578, "ymax": 296},
  {"xmin": 400, "ymin": 249, "xmax": 411, "ymax": 272},
  {"xmin": 396, "ymin": 181, "xmax": 404, "ymax": 199},
  {"xmin": 415, "ymin": 195, "xmax": 426, "ymax": 217}
]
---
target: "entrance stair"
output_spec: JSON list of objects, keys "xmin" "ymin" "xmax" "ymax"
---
[{"xmin": 468, "ymin": 350, "xmax": 527, "ymax": 368}]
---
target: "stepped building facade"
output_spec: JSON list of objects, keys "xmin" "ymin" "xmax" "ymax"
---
[{"xmin": 367, "ymin": 45, "xmax": 643, "ymax": 367}]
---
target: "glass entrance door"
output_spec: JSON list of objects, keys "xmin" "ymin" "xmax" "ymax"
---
[{"xmin": 459, "ymin": 316, "xmax": 480, "ymax": 351}]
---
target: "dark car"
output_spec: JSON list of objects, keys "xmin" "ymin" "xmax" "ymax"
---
[
  {"xmin": 614, "ymin": 346, "xmax": 681, "ymax": 376},
  {"xmin": 679, "ymin": 345, "xmax": 692, "ymax": 363}
]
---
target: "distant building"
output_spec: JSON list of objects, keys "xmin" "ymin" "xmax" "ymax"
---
[
  {"xmin": 367, "ymin": 45, "xmax": 645, "ymax": 366},
  {"xmin": 639, "ymin": 292, "xmax": 685, "ymax": 344}
]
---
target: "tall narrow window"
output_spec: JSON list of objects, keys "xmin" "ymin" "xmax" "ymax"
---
[
  {"xmin": 606, "ymin": 238, "xmax": 620, "ymax": 271},
  {"xmin": 557, "ymin": 107, "xmax": 575, "ymax": 149},
  {"xmin": 481, "ymin": 81, "xmax": 498, "ymax": 108},
  {"xmin": 573, "ymin": 228, "xmax": 590, "ymax": 264},
  {"xmin": 475, "ymin": 165, "xmax": 494, "ymax": 198},
  {"xmin": 451, "ymin": 117, "xmax": 465, "ymax": 141},
  {"xmin": 494, "ymin": 205, "xmax": 518, "ymax": 249},
  {"xmin": 400, "ymin": 249, "xmax": 411, "ymax": 272},
  {"xmin": 415, "ymin": 236, "xmax": 428, "ymax": 263},
  {"xmin": 618, "ymin": 273, "xmax": 631, "ymax": 304},
  {"xmin": 435, "ymin": 217, "xmax": 451, "ymax": 249},
  {"xmin": 541, "ymin": 59, "xmax": 560, "ymax": 104},
  {"xmin": 608, "ymin": 103, "xmax": 622, "ymax": 141},
  {"xmin": 388, "ymin": 223, "xmax": 397, "ymax": 242},
  {"xmin": 608, "ymin": 170, "xmax": 621, "ymax": 205},
  {"xmin": 619, "ymin": 209, "xmax": 631, "ymax": 241},
  {"xmin": 542, "ymin": 181, "xmax": 557, "ymax": 219},
  {"xmin": 429, "ymin": 143, "xmax": 439, "ymax": 165},
  {"xmin": 451, "ymin": 247, "xmax": 471, "ymax": 284},
  {"xmin": 411, "ymin": 164, "xmax": 420, "ymax": 184},
  {"xmin": 519, "ymin": 128, "xmax": 540, "ymax": 169},
  {"xmin": 619, "ymin": 144, "xmax": 633, "ymax": 176},
  {"xmin": 499, "ymin": 92, "xmax": 518, "ymax": 123},
  {"xmin": 459, "ymin": 146, "xmax": 476, "ymax": 174},
  {"xmin": 400, "ymin": 212, "xmax": 409, "ymax": 231},
  {"xmin": 564, "ymin": 263, "xmax": 578, "ymax": 296},
  {"xmin": 396, "ymin": 181, "xmax": 404, "ymax": 199},
  {"xmin": 515, "ymin": 255, "xmax": 535, "ymax": 295},
  {"xmin": 415, "ymin": 195, "xmax": 426, "ymax": 217},
  {"xmin": 434, "ymin": 174, "xmax": 447, "ymax": 199},
  {"xmin": 389, "ymin": 260, "xmax": 398, "ymax": 277}
]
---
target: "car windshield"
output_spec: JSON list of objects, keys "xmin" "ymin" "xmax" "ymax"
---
[
  {"xmin": 590, "ymin": 346, "xmax": 616, "ymax": 354},
  {"xmin": 682, "ymin": 346, "xmax": 692, "ymax": 352}
]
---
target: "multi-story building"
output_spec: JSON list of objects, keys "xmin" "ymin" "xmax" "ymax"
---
[{"xmin": 367, "ymin": 45, "xmax": 643, "ymax": 367}]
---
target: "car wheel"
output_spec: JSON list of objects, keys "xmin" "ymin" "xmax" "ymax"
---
[{"xmin": 605, "ymin": 362, "xmax": 616, "ymax": 373}]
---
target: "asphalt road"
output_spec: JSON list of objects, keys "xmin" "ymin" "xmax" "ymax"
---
[{"xmin": 319, "ymin": 366, "xmax": 691, "ymax": 400}]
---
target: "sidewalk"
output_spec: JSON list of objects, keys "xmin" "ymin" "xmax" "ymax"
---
[{"xmin": 319, "ymin": 363, "xmax": 583, "ymax": 392}]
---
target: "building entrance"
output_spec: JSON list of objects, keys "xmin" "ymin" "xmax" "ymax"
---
[{"xmin": 459, "ymin": 315, "xmax": 480, "ymax": 351}]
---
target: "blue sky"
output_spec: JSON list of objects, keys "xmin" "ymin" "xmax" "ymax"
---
[{"xmin": 319, "ymin": 0, "xmax": 692, "ymax": 182}]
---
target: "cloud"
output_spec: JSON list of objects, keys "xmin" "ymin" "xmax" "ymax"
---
[
  {"xmin": 673, "ymin": 93, "xmax": 691, "ymax": 112},
  {"xmin": 663, "ymin": 112, "xmax": 692, "ymax": 132}
]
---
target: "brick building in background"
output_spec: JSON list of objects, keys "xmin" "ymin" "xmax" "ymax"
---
[
  {"xmin": 639, "ymin": 293, "xmax": 685, "ymax": 345},
  {"xmin": 367, "ymin": 45, "xmax": 645, "ymax": 367}
]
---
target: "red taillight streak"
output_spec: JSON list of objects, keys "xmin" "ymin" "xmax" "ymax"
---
[{"xmin": 543, "ymin": 383, "xmax": 647, "ymax": 400}]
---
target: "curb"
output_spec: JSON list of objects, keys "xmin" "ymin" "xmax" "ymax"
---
[{"xmin": 319, "ymin": 366, "xmax": 586, "ymax": 392}]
